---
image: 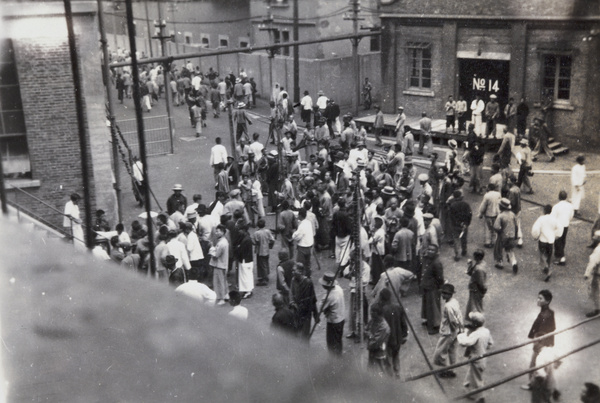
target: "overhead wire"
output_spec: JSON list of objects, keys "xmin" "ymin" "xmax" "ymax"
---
[
  {"xmin": 453, "ymin": 336, "xmax": 600, "ymax": 400},
  {"xmin": 406, "ymin": 313, "xmax": 600, "ymax": 382}
]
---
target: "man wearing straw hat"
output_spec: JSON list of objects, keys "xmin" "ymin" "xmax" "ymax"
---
[
  {"xmin": 433, "ymin": 283, "xmax": 464, "ymax": 379},
  {"xmin": 458, "ymin": 312, "xmax": 494, "ymax": 403},
  {"xmin": 319, "ymin": 271, "xmax": 346, "ymax": 355}
]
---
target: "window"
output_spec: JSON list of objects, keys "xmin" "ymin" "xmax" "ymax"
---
[
  {"xmin": 370, "ymin": 36, "xmax": 380, "ymax": 52},
  {"xmin": 408, "ymin": 42, "xmax": 431, "ymax": 89},
  {"xmin": 272, "ymin": 29, "xmax": 290, "ymax": 56},
  {"xmin": 185, "ymin": 35, "xmax": 192, "ymax": 44},
  {"xmin": 542, "ymin": 54, "xmax": 572, "ymax": 101},
  {"xmin": 0, "ymin": 39, "xmax": 30, "ymax": 178},
  {"xmin": 281, "ymin": 30, "xmax": 290, "ymax": 56},
  {"xmin": 218, "ymin": 35, "xmax": 229, "ymax": 48},
  {"xmin": 200, "ymin": 34, "xmax": 210, "ymax": 48},
  {"xmin": 239, "ymin": 37, "xmax": 249, "ymax": 48}
]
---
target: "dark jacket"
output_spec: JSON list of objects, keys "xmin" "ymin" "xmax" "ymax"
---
[
  {"xmin": 528, "ymin": 306, "xmax": 556, "ymax": 347},
  {"xmin": 382, "ymin": 303, "xmax": 408, "ymax": 351},
  {"xmin": 449, "ymin": 198, "xmax": 472, "ymax": 228},
  {"xmin": 421, "ymin": 256, "xmax": 444, "ymax": 291}
]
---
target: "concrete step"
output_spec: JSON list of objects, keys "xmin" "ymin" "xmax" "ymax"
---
[
  {"xmin": 548, "ymin": 141, "xmax": 561, "ymax": 149},
  {"xmin": 553, "ymin": 146, "xmax": 570, "ymax": 156}
]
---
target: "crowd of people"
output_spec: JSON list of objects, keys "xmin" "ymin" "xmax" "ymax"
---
[{"xmin": 80, "ymin": 59, "xmax": 600, "ymax": 401}]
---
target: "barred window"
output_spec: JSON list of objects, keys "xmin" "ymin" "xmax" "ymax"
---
[
  {"xmin": 408, "ymin": 43, "xmax": 431, "ymax": 89},
  {"xmin": 0, "ymin": 38, "xmax": 30, "ymax": 178},
  {"xmin": 542, "ymin": 54, "xmax": 572, "ymax": 101}
]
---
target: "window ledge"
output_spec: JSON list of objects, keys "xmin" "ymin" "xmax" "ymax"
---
[
  {"xmin": 6, "ymin": 179, "xmax": 41, "ymax": 189},
  {"xmin": 533, "ymin": 101, "xmax": 574, "ymax": 111},
  {"xmin": 552, "ymin": 102, "xmax": 574, "ymax": 111},
  {"xmin": 403, "ymin": 89, "xmax": 435, "ymax": 97}
]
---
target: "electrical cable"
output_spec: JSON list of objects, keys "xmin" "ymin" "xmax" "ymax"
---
[
  {"xmin": 406, "ymin": 312, "xmax": 600, "ymax": 382},
  {"xmin": 452, "ymin": 336, "xmax": 600, "ymax": 401}
]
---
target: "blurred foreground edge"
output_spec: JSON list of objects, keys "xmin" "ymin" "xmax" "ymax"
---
[{"xmin": 0, "ymin": 218, "xmax": 446, "ymax": 402}]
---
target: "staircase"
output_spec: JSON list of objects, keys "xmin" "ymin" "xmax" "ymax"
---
[
  {"xmin": 548, "ymin": 136, "xmax": 569, "ymax": 156},
  {"xmin": 5, "ymin": 203, "xmax": 69, "ymax": 245}
]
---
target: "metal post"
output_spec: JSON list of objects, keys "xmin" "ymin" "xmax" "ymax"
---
[
  {"xmin": 352, "ymin": 170, "xmax": 363, "ymax": 344},
  {"xmin": 292, "ymin": 0, "xmax": 299, "ymax": 104},
  {"xmin": 144, "ymin": 0, "xmax": 154, "ymax": 58},
  {"xmin": 268, "ymin": 54, "xmax": 274, "ymax": 102},
  {"xmin": 155, "ymin": 0, "xmax": 175, "ymax": 154},
  {"xmin": 352, "ymin": 0, "xmax": 360, "ymax": 116},
  {"xmin": 0, "ymin": 151, "xmax": 7, "ymax": 215},
  {"xmin": 111, "ymin": 2, "xmax": 118, "ymax": 51},
  {"xmin": 125, "ymin": 0, "xmax": 156, "ymax": 276},
  {"xmin": 98, "ymin": 0, "xmax": 123, "ymax": 224},
  {"xmin": 228, "ymin": 102, "xmax": 237, "ymax": 163},
  {"xmin": 169, "ymin": 1, "xmax": 179, "ymax": 55},
  {"xmin": 63, "ymin": 0, "xmax": 94, "ymax": 250}
]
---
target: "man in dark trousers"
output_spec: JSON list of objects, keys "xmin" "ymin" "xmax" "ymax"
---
[
  {"xmin": 421, "ymin": 245, "xmax": 444, "ymax": 335},
  {"xmin": 449, "ymin": 190, "xmax": 472, "ymax": 261},
  {"xmin": 521, "ymin": 290, "xmax": 557, "ymax": 394},
  {"xmin": 324, "ymin": 99, "xmax": 340, "ymax": 138},
  {"xmin": 290, "ymin": 262, "xmax": 319, "ymax": 341},
  {"xmin": 378, "ymin": 288, "xmax": 408, "ymax": 378},
  {"xmin": 319, "ymin": 271, "xmax": 346, "ymax": 356}
]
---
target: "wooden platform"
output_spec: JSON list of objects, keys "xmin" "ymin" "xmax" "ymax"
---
[{"xmin": 355, "ymin": 113, "xmax": 503, "ymax": 148}]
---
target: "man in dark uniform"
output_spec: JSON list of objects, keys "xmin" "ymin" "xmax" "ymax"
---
[
  {"xmin": 166, "ymin": 184, "xmax": 187, "ymax": 215},
  {"xmin": 421, "ymin": 245, "xmax": 444, "ymax": 335}
]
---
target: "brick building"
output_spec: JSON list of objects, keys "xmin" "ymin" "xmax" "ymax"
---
[
  {"xmin": 2, "ymin": 2, "xmax": 116, "ymax": 233},
  {"xmin": 250, "ymin": 0, "xmax": 381, "ymax": 59},
  {"xmin": 379, "ymin": 0, "xmax": 600, "ymax": 148}
]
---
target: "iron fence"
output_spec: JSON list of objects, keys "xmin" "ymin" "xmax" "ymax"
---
[{"xmin": 115, "ymin": 114, "xmax": 172, "ymax": 157}]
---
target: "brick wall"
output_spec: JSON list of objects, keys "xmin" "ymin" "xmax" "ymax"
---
[
  {"xmin": 382, "ymin": 18, "xmax": 600, "ymax": 148},
  {"xmin": 9, "ymin": 36, "xmax": 97, "ymax": 233},
  {"xmin": 381, "ymin": 0, "xmax": 598, "ymax": 18}
]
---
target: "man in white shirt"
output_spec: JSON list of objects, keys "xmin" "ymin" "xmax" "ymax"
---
[
  {"xmin": 210, "ymin": 137, "xmax": 228, "ymax": 182},
  {"xmin": 470, "ymin": 95, "xmax": 485, "ymax": 136},
  {"xmin": 532, "ymin": 205, "xmax": 562, "ymax": 281},
  {"xmin": 445, "ymin": 95, "xmax": 457, "ymax": 133},
  {"xmin": 395, "ymin": 106, "xmax": 406, "ymax": 146},
  {"xmin": 551, "ymin": 190, "xmax": 574, "ymax": 266},
  {"xmin": 300, "ymin": 90, "xmax": 313, "ymax": 127},
  {"xmin": 292, "ymin": 208, "xmax": 315, "ymax": 273},
  {"xmin": 191, "ymin": 72, "xmax": 202, "ymax": 91},
  {"xmin": 183, "ymin": 222, "xmax": 204, "ymax": 278},
  {"xmin": 249, "ymin": 132, "xmax": 264, "ymax": 161},
  {"xmin": 456, "ymin": 95, "xmax": 468, "ymax": 133},
  {"xmin": 316, "ymin": 90, "xmax": 328, "ymax": 112},
  {"xmin": 166, "ymin": 229, "xmax": 191, "ymax": 272}
]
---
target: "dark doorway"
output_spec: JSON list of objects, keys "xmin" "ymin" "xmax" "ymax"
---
[{"xmin": 458, "ymin": 58, "xmax": 510, "ymax": 122}]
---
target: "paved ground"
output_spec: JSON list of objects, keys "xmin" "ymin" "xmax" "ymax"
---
[{"xmin": 110, "ymin": 93, "xmax": 600, "ymax": 402}]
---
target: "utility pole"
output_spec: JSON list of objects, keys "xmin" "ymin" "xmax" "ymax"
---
[
  {"xmin": 351, "ymin": 170, "xmax": 364, "ymax": 344},
  {"xmin": 259, "ymin": 1, "xmax": 277, "ymax": 103},
  {"xmin": 64, "ymin": 0, "xmax": 94, "ymax": 249},
  {"xmin": 292, "ymin": 0, "xmax": 299, "ymax": 104},
  {"xmin": 168, "ymin": 1, "xmax": 179, "ymax": 55},
  {"xmin": 124, "ymin": 0, "xmax": 156, "ymax": 275},
  {"xmin": 153, "ymin": 0, "xmax": 176, "ymax": 154},
  {"xmin": 97, "ymin": 0, "xmax": 124, "ymax": 224},
  {"xmin": 344, "ymin": 0, "xmax": 364, "ymax": 116},
  {"xmin": 144, "ymin": 0, "xmax": 154, "ymax": 57}
]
